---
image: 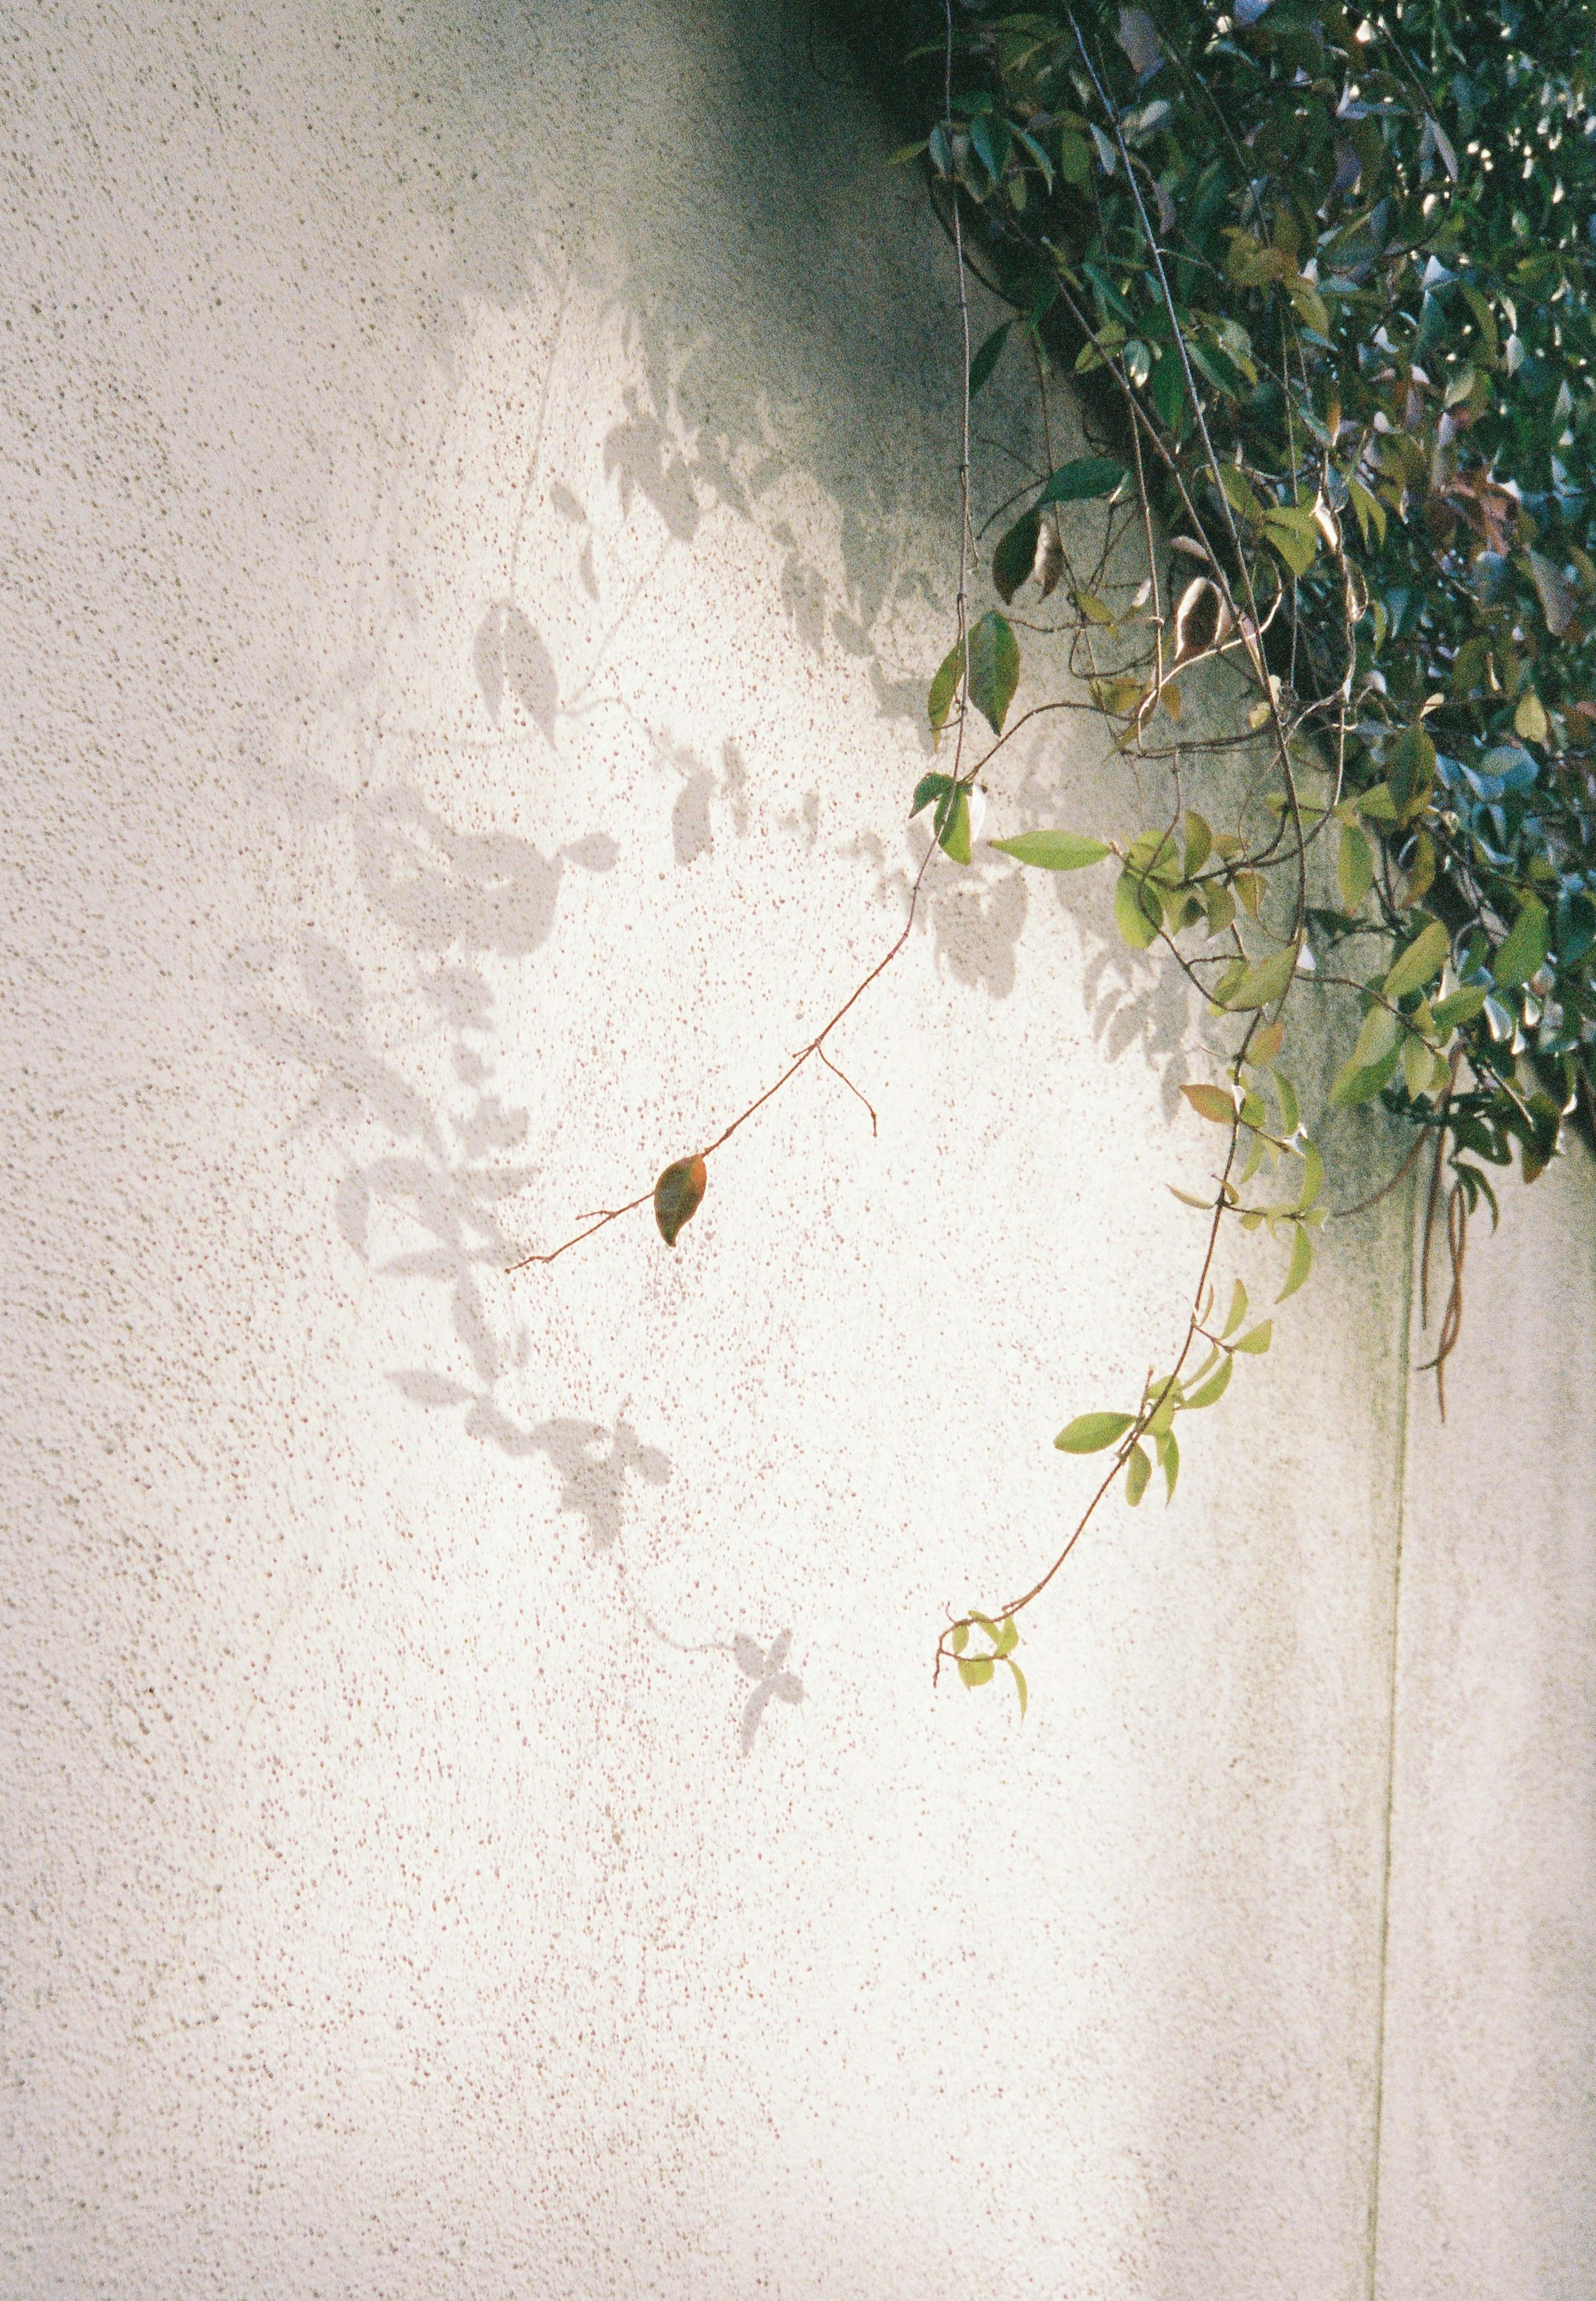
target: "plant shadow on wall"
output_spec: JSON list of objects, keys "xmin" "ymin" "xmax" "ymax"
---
[
  {"xmin": 231, "ymin": 0, "xmax": 980, "ymax": 1748},
  {"xmin": 231, "ymin": 795, "xmax": 809, "ymax": 1754}
]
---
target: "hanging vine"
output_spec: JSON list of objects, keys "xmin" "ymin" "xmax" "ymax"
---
[{"xmin": 515, "ymin": 0, "xmax": 1596, "ymax": 1717}]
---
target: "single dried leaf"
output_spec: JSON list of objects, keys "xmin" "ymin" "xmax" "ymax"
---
[{"xmin": 654, "ymin": 1155, "xmax": 707, "ymax": 1247}]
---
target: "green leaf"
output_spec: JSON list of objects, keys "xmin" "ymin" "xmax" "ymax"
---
[
  {"xmin": 1263, "ymin": 512, "xmax": 1318, "ymax": 577},
  {"xmin": 928, "ymin": 639, "xmax": 963, "ymax": 740},
  {"xmin": 991, "ymin": 510, "xmax": 1041, "ymax": 604},
  {"xmin": 1222, "ymin": 1279, "xmax": 1247, "ymax": 1338},
  {"xmin": 1328, "ymin": 1040, "xmax": 1401, "ymax": 1108},
  {"xmin": 1223, "ymin": 944, "xmax": 1297, "ymax": 1010},
  {"xmin": 1352, "ymin": 1001, "xmax": 1399, "ymax": 1071},
  {"xmin": 1275, "ymin": 1072, "xmax": 1300, "ymax": 1134},
  {"xmin": 937, "ymin": 785, "xmax": 972, "ymax": 865},
  {"xmin": 911, "ymin": 772, "xmax": 953, "ymax": 817},
  {"xmin": 1182, "ymin": 1081, "xmax": 1237, "ymax": 1126},
  {"xmin": 1006, "ymin": 1657, "xmax": 1028, "ymax": 1722},
  {"xmin": 993, "ymin": 1616, "xmax": 1018, "ymax": 1658},
  {"xmin": 969, "ymin": 320, "xmax": 1013, "ymax": 399},
  {"xmin": 1036, "ymin": 456, "xmax": 1127, "ymax": 508},
  {"xmin": 1184, "ymin": 1352, "xmax": 1233, "ymax": 1411},
  {"xmin": 1056, "ymin": 1410, "xmax": 1135, "ymax": 1454},
  {"xmin": 1184, "ymin": 809, "xmax": 1213, "ymax": 875},
  {"xmin": 1277, "ymin": 1223, "xmax": 1313, "ymax": 1302},
  {"xmin": 1297, "ymin": 1140, "xmax": 1324, "ymax": 1213},
  {"xmin": 1347, "ymin": 474, "xmax": 1386, "ymax": 546},
  {"xmin": 958, "ymin": 1654, "xmax": 995, "ymax": 1687},
  {"xmin": 950, "ymin": 1621, "xmax": 969, "ymax": 1655},
  {"xmin": 990, "ymin": 829, "xmax": 1110, "ymax": 871},
  {"xmin": 1390, "ymin": 728, "xmax": 1437, "ymax": 827},
  {"xmin": 1235, "ymin": 1320, "xmax": 1273, "ymax": 1353},
  {"xmin": 1155, "ymin": 1427, "xmax": 1179, "ymax": 1503},
  {"xmin": 1125, "ymin": 1442, "xmax": 1151, "ymax": 1506},
  {"xmin": 1431, "ymin": 983, "xmax": 1489, "ymax": 1029},
  {"xmin": 1493, "ymin": 894, "xmax": 1550, "ymax": 989},
  {"xmin": 1337, "ymin": 822, "xmax": 1374, "ymax": 909},
  {"xmin": 1382, "ymin": 919, "xmax": 1449, "ymax": 1001},
  {"xmin": 966, "ymin": 609, "xmax": 1020, "ymax": 735},
  {"xmin": 1115, "ymin": 870, "xmax": 1163, "ymax": 948}
]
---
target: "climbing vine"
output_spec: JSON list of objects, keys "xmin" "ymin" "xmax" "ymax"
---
[{"xmin": 517, "ymin": 0, "xmax": 1596, "ymax": 1717}]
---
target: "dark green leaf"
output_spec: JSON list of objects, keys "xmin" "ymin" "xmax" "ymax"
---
[
  {"xmin": 911, "ymin": 772, "xmax": 953, "ymax": 817},
  {"xmin": 968, "ymin": 320, "xmax": 1013, "ymax": 399},
  {"xmin": 1036, "ymin": 456, "xmax": 1127, "ymax": 508},
  {"xmin": 992, "ymin": 510, "xmax": 1041, "ymax": 604},
  {"xmin": 966, "ymin": 609, "xmax": 1020, "ymax": 734}
]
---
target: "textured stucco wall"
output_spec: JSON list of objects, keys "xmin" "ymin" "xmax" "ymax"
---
[{"xmin": 0, "ymin": 5, "xmax": 1588, "ymax": 2297}]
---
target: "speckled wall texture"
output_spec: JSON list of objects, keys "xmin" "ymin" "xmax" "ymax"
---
[{"xmin": 1, "ymin": 5, "xmax": 1591, "ymax": 2297}]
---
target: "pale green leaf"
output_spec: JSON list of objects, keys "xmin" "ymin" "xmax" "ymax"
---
[
  {"xmin": 1382, "ymin": 919, "xmax": 1450, "ymax": 1001},
  {"xmin": 1115, "ymin": 870, "xmax": 1162, "ymax": 948},
  {"xmin": 991, "ymin": 829, "xmax": 1111, "ymax": 871},
  {"xmin": 1184, "ymin": 1352, "xmax": 1234, "ymax": 1411},
  {"xmin": 1337, "ymin": 821, "xmax": 1374, "ymax": 909},
  {"xmin": 1277, "ymin": 1223, "xmax": 1313, "ymax": 1301},
  {"xmin": 1056, "ymin": 1410, "xmax": 1135, "ymax": 1454},
  {"xmin": 928, "ymin": 638, "xmax": 963, "ymax": 740},
  {"xmin": 1297, "ymin": 1140, "xmax": 1324, "ymax": 1212},
  {"xmin": 1352, "ymin": 1002, "xmax": 1399, "ymax": 1071},
  {"xmin": 1222, "ymin": 944, "xmax": 1297, "ymax": 1010}
]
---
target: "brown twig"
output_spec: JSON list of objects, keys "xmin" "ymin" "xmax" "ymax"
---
[{"xmin": 505, "ymin": 837, "xmax": 938, "ymax": 1270}]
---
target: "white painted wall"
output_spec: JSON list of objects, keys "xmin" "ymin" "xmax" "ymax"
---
[{"xmin": 0, "ymin": 5, "xmax": 1588, "ymax": 2296}]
